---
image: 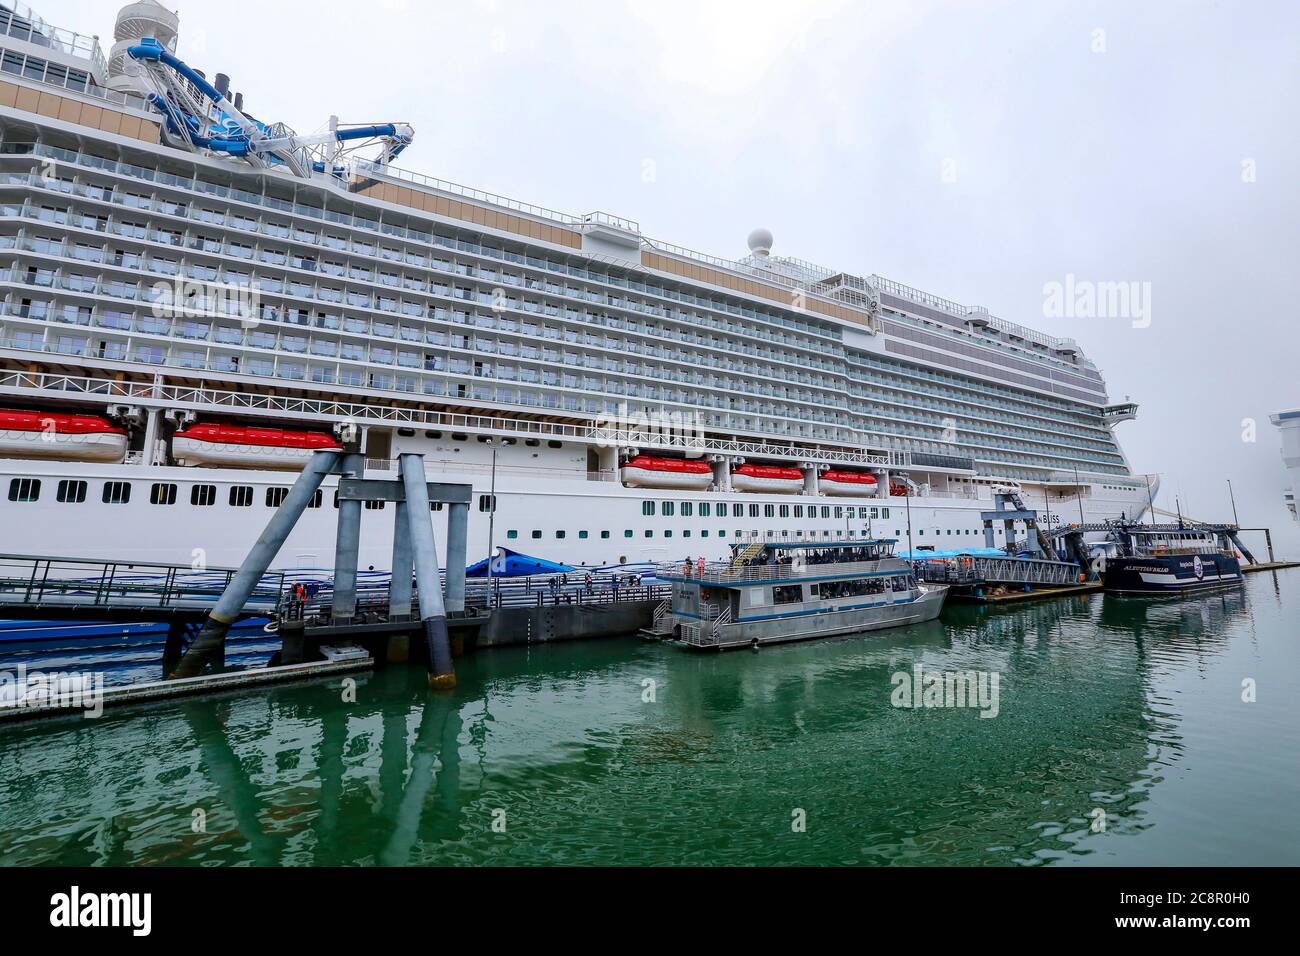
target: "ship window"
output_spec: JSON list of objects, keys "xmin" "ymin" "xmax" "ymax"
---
[
  {"xmin": 531, "ymin": 530, "xmax": 542, "ymax": 539},
  {"xmin": 601, "ymin": 531, "xmax": 610, "ymax": 539},
  {"xmin": 718, "ymin": 530, "xmax": 726, "ymax": 537},
  {"xmin": 664, "ymin": 530, "xmax": 672, "ymax": 538},
  {"xmin": 578, "ymin": 531, "xmax": 588, "ymax": 539},
  {"xmin": 7, "ymin": 478, "xmax": 40, "ymax": 502},
  {"xmin": 642, "ymin": 501, "xmax": 655, "ymax": 516},
  {"xmin": 764, "ymin": 505, "xmax": 775, "ymax": 518},
  {"xmin": 794, "ymin": 506, "xmax": 803, "ymax": 518},
  {"xmin": 525, "ymin": 439, "xmax": 540, "ymax": 447},
  {"xmin": 661, "ymin": 501, "xmax": 675, "ymax": 516},
  {"xmin": 821, "ymin": 507, "xmax": 830, "ymax": 518},
  {"xmin": 748, "ymin": 505, "xmax": 759, "ymax": 518},
  {"xmin": 701, "ymin": 530, "xmax": 709, "ymax": 538},
  {"xmin": 732, "ymin": 504, "xmax": 743, "ymax": 517},
  {"xmin": 507, "ymin": 530, "xmax": 518, "ymax": 539},
  {"xmin": 556, "ymin": 530, "xmax": 566, "ymax": 539},
  {"xmin": 191, "ymin": 484, "xmax": 217, "ymax": 507},
  {"xmin": 364, "ymin": 500, "xmax": 385, "ymax": 510},
  {"xmin": 429, "ymin": 501, "xmax": 443, "ymax": 511},
  {"xmin": 699, "ymin": 503, "xmax": 711, "ymax": 517},
  {"xmin": 266, "ymin": 487, "xmax": 289, "ymax": 508},
  {"xmin": 452, "ymin": 433, "xmax": 468, "ymax": 441},
  {"xmin": 644, "ymin": 530, "xmax": 653, "ymax": 538},
  {"xmin": 625, "ymin": 530, "xmax": 634, "ymax": 538},
  {"xmin": 150, "ymin": 483, "xmax": 178, "ymax": 506},
  {"xmin": 548, "ymin": 441, "xmax": 562, "ymax": 448},
  {"xmin": 306, "ymin": 490, "xmax": 324, "ymax": 509},
  {"xmin": 229, "ymin": 486, "xmax": 254, "ymax": 507},
  {"xmin": 102, "ymin": 481, "xmax": 132, "ymax": 505},
  {"xmin": 478, "ymin": 495, "xmax": 496, "ymax": 512},
  {"xmin": 680, "ymin": 502, "xmax": 693, "ymax": 517},
  {"xmin": 56, "ymin": 479, "xmax": 87, "ymax": 504},
  {"xmin": 834, "ymin": 507, "xmax": 843, "ymax": 518},
  {"xmin": 773, "ymin": 585, "xmax": 804, "ymax": 605}
]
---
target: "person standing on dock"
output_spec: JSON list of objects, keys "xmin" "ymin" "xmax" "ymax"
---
[
  {"xmin": 696, "ymin": 556, "xmax": 706, "ymax": 577},
  {"xmin": 683, "ymin": 556, "xmax": 693, "ymax": 577}
]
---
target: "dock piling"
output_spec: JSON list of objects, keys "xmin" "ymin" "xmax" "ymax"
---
[
  {"xmin": 399, "ymin": 454, "xmax": 455, "ymax": 689},
  {"xmin": 331, "ymin": 451, "xmax": 365, "ymax": 623},
  {"xmin": 169, "ymin": 450, "xmax": 340, "ymax": 679}
]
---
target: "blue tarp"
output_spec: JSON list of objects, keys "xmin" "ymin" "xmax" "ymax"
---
[
  {"xmin": 897, "ymin": 547, "xmax": 1010, "ymax": 560},
  {"xmin": 465, "ymin": 548, "xmax": 576, "ymax": 578}
]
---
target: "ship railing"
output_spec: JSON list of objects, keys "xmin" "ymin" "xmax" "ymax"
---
[
  {"xmin": 0, "ymin": 2, "xmax": 107, "ymax": 76},
  {"xmin": 0, "ymin": 553, "xmax": 285, "ymax": 612},
  {"xmin": 655, "ymin": 559, "xmax": 894, "ymax": 586}
]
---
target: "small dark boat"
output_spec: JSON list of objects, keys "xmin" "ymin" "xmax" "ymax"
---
[{"xmin": 1103, "ymin": 522, "xmax": 1243, "ymax": 595}]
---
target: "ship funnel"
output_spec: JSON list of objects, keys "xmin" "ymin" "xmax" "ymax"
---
[{"xmin": 215, "ymin": 73, "xmax": 230, "ymax": 97}]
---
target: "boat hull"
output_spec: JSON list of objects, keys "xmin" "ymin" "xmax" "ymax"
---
[
  {"xmin": 1103, "ymin": 553, "xmax": 1243, "ymax": 595},
  {"xmin": 704, "ymin": 587, "xmax": 947, "ymax": 648},
  {"xmin": 821, "ymin": 478, "xmax": 878, "ymax": 497},
  {"xmin": 730, "ymin": 474, "xmax": 804, "ymax": 494},
  {"xmin": 0, "ymin": 430, "xmax": 126, "ymax": 463},
  {"xmin": 620, "ymin": 466, "xmax": 713, "ymax": 490},
  {"xmin": 172, "ymin": 437, "xmax": 321, "ymax": 469}
]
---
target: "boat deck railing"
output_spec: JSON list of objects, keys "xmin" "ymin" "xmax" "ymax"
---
[{"xmin": 656, "ymin": 558, "xmax": 899, "ymax": 586}]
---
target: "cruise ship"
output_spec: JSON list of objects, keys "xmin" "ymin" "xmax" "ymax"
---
[
  {"xmin": 0, "ymin": 1, "xmax": 1157, "ymax": 575},
  {"xmin": 1270, "ymin": 408, "xmax": 1299, "ymax": 524}
]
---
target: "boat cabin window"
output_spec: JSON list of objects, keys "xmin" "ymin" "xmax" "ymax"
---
[
  {"xmin": 266, "ymin": 487, "xmax": 289, "ymax": 508},
  {"xmin": 96, "ymin": 481, "xmax": 130, "ymax": 505},
  {"xmin": 56, "ymin": 479, "xmax": 87, "ymax": 504},
  {"xmin": 7, "ymin": 478, "xmax": 40, "ymax": 502},
  {"xmin": 229, "ymin": 486, "xmax": 253, "ymax": 507},
  {"xmin": 149, "ymin": 482, "xmax": 178, "ymax": 506},
  {"xmin": 191, "ymin": 484, "xmax": 217, "ymax": 507},
  {"xmin": 773, "ymin": 585, "xmax": 804, "ymax": 605}
]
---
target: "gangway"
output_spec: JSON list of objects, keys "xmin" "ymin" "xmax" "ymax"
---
[
  {"xmin": 915, "ymin": 555, "xmax": 1081, "ymax": 588},
  {"xmin": 0, "ymin": 553, "xmax": 284, "ymax": 622}
]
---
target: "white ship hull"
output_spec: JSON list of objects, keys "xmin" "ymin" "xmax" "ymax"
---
[
  {"xmin": 0, "ymin": 455, "xmax": 1155, "ymax": 573},
  {"xmin": 730, "ymin": 474, "xmax": 804, "ymax": 494},
  {"xmin": 171, "ymin": 437, "xmax": 326, "ymax": 470}
]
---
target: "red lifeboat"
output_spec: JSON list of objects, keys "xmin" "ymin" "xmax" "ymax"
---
[
  {"xmin": 172, "ymin": 423, "xmax": 342, "ymax": 470},
  {"xmin": 820, "ymin": 470, "xmax": 879, "ymax": 497},
  {"xmin": 731, "ymin": 463, "xmax": 805, "ymax": 494},
  {"xmin": 620, "ymin": 455, "xmax": 713, "ymax": 491},
  {"xmin": 0, "ymin": 409, "xmax": 127, "ymax": 462}
]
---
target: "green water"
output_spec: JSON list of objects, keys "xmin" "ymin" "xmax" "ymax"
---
[{"xmin": 2, "ymin": 573, "xmax": 1298, "ymax": 866}]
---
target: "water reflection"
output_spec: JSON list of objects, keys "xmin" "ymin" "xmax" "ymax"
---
[{"xmin": 0, "ymin": 581, "xmax": 1275, "ymax": 866}]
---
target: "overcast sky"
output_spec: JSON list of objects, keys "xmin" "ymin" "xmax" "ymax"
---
[{"xmin": 48, "ymin": 0, "xmax": 1300, "ymax": 548}]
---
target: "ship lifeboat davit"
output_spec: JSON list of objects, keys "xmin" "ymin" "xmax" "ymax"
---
[
  {"xmin": 172, "ymin": 423, "xmax": 342, "ymax": 469},
  {"xmin": 621, "ymin": 455, "xmax": 713, "ymax": 491},
  {"xmin": 820, "ymin": 470, "xmax": 879, "ymax": 496},
  {"xmin": 0, "ymin": 409, "xmax": 127, "ymax": 462},
  {"xmin": 732, "ymin": 463, "xmax": 805, "ymax": 494}
]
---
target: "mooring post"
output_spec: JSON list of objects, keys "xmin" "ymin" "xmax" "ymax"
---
[
  {"xmin": 399, "ymin": 453, "xmax": 455, "ymax": 690},
  {"xmin": 445, "ymin": 501, "xmax": 468, "ymax": 614},
  {"xmin": 168, "ymin": 450, "xmax": 340, "ymax": 679},
  {"xmin": 390, "ymin": 499, "xmax": 413, "ymax": 620},
  {"xmin": 332, "ymin": 450, "xmax": 364, "ymax": 622}
]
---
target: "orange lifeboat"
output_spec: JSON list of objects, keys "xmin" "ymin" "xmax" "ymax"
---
[
  {"xmin": 172, "ymin": 423, "xmax": 342, "ymax": 470},
  {"xmin": 0, "ymin": 409, "xmax": 127, "ymax": 462},
  {"xmin": 731, "ymin": 463, "xmax": 804, "ymax": 494},
  {"xmin": 821, "ymin": 470, "xmax": 879, "ymax": 496},
  {"xmin": 620, "ymin": 455, "xmax": 714, "ymax": 491}
]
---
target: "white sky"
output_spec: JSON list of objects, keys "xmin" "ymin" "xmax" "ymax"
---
[{"xmin": 43, "ymin": 0, "xmax": 1300, "ymax": 548}]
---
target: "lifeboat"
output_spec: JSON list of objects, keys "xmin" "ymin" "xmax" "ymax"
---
[
  {"xmin": 0, "ymin": 409, "xmax": 127, "ymax": 462},
  {"xmin": 620, "ymin": 455, "xmax": 713, "ymax": 491},
  {"xmin": 731, "ymin": 463, "xmax": 804, "ymax": 494},
  {"xmin": 820, "ymin": 470, "xmax": 879, "ymax": 496},
  {"xmin": 172, "ymin": 423, "xmax": 342, "ymax": 470}
]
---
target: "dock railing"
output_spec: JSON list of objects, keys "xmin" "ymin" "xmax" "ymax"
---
[{"xmin": 656, "ymin": 558, "xmax": 897, "ymax": 586}]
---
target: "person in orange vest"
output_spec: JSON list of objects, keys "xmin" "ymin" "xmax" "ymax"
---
[{"xmin": 696, "ymin": 556, "xmax": 706, "ymax": 576}]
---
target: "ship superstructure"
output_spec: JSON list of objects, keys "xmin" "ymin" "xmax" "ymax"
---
[
  {"xmin": 0, "ymin": 2, "xmax": 1157, "ymax": 571},
  {"xmin": 1270, "ymin": 408, "xmax": 1299, "ymax": 524}
]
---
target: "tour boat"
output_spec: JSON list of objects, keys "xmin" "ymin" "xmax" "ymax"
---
[
  {"xmin": 0, "ymin": 409, "xmax": 127, "ymax": 463},
  {"xmin": 619, "ymin": 455, "xmax": 714, "ymax": 490},
  {"xmin": 731, "ymin": 464, "xmax": 805, "ymax": 494},
  {"xmin": 171, "ymin": 424, "xmax": 343, "ymax": 469}
]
